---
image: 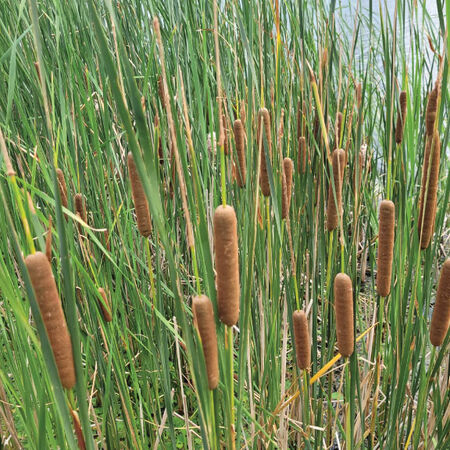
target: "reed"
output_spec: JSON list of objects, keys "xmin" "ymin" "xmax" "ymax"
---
[
  {"xmin": 25, "ymin": 252, "xmax": 76, "ymax": 389},
  {"xmin": 326, "ymin": 148, "xmax": 346, "ymax": 231},
  {"xmin": 233, "ymin": 119, "xmax": 246, "ymax": 187},
  {"xmin": 282, "ymin": 157, "xmax": 293, "ymax": 219},
  {"xmin": 334, "ymin": 273, "xmax": 354, "ymax": 357},
  {"xmin": 127, "ymin": 152, "xmax": 152, "ymax": 237},
  {"xmin": 430, "ymin": 259, "xmax": 450, "ymax": 346},
  {"xmin": 97, "ymin": 288, "xmax": 112, "ymax": 323},
  {"xmin": 395, "ymin": 91, "xmax": 407, "ymax": 144},
  {"xmin": 292, "ymin": 310, "xmax": 311, "ymax": 370},
  {"xmin": 376, "ymin": 200, "xmax": 395, "ymax": 297},
  {"xmin": 214, "ymin": 205, "xmax": 240, "ymax": 326},
  {"xmin": 192, "ymin": 295, "xmax": 219, "ymax": 390},
  {"xmin": 257, "ymin": 108, "xmax": 272, "ymax": 197}
]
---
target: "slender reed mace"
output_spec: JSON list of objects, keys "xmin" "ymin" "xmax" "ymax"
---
[
  {"xmin": 376, "ymin": 200, "xmax": 395, "ymax": 297},
  {"xmin": 25, "ymin": 252, "xmax": 76, "ymax": 389},
  {"xmin": 418, "ymin": 130, "xmax": 440, "ymax": 249},
  {"xmin": 74, "ymin": 193, "xmax": 87, "ymax": 222},
  {"xmin": 214, "ymin": 205, "xmax": 240, "ymax": 326},
  {"xmin": 298, "ymin": 136, "xmax": 307, "ymax": 174},
  {"xmin": 425, "ymin": 86, "xmax": 438, "ymax": 136},
  {"xmin": 257, "ymin": 108, "xmax": 272, "ymax": 197},
  {"xmin": 98, "ymin": 288, "xmax": 112, "ymax": 322},
  {"xmin": 334, "ymin": 273, "xmax": 354, "ymax": 357},
  {"xmin": 430, "ymin": 259, "xmax": 450, "ymax": 346},
  {"xmin": 192, "ymin": 295, "xmax": 219, "ymax": 389},
  {"xmin": 326, "ymin": 148, "xmax": 346, "ymax": 231},
  {"xmin": 233, "ymin": 119, "xmax": 246, "ymax": 187},
  {"xmin": 282, "ymin": 157, "xmax": 293, "ymax": 219},
  {"xmin": 395, "ymin": 91, "xmax": 407, "ymax": 144},
  {"xmin": 293, "ymin": 310, "xmax": 311, "ymax": 370},
  {"xmin": 56, "ymin": 168, "xmax": 68, "ymax": 209},
  {"xmin": 127, "ymin": 152, "xmax": 152, "ymax": 237}
]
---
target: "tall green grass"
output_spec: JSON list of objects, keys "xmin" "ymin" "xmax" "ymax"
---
[{"xmin": 0, "ymin": 0, "xmax": 448, "ymax": 448}]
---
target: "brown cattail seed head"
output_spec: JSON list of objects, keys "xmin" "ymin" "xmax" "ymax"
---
[
  {"xmin": 214, "ymin": 205, "xmax": 240, "ymax": 326},
  {"xmin": 45, "ymin": 217, "xmax": 53, "ymax": 263},
  {"xmin": 56, "ymin": 168, "xmax": 68, "ymax": 209},
  {"xmin": 74, "ymin": 193, "xmax": 86, "ymax": 223},
  {"xmin": 430, "ymin": 259, "xmax": 450, "ymax": 346},
  {"xmin": 282, "ymin": 157, "xmax": 293, "ymax": 219},
  {"xmin": 25, "ymin": 252, "xmax": 76, "ymax": 389},
  {"xmin": 326, "ymin": 148, "xmax": 346, "ymax": 231},
  {"xmin": 257, "ymin": 108, "xmax": 272, "ymax": 197},
  {"xmin": 127, "ymin": 152, "xmax": 152, "ymax": 237},
  {"xmin": 98, "ymin": 288, "xmax": 112, "ymax": 322},
  {"xmin": 376, "ymin": 200, "xmax": 395, "ymax": 297},
  {"xmin": 395, "ymin": 91, "xmax": 407, "ymax": 144},
  {"xmin": 425, "ymin": 87, "xmax": 438, "ymax": 136},
  {"xmin": 334, "ymin": 273, "xmax": 354, "ymax": 357},
  {"xmin": 293, "ymin": 310, "xmax": 311, "ymax": 370},
  {"xmin": 298, "ymin": 136, "xmax": 307, "ymax": 174},
  {"xmin": 192, "ymin": 295, "xmax": 219, "ymax": 389},
  {"xmin": 233, "ymin": 119, "xmax": 246, "ymax": 187},
  {"xmin": 418, "ymin": 131, "xmax": 440, "ymax": 249}
]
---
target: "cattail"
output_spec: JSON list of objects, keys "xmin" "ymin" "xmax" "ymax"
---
[
  {"xmin": 376, "ymin": 200, "xmax": 395, "ymax": 297},
  {"xmin": 127, "ymin": 152, "xmax": 152, "ymax": 237},
  {"xmin": 326, "ymin": 148, "xmax": 346, "ymax": 231},
  {"xmin": 257, "ymin": 108, "xmax": 272, "ymax": 197},
  {"xmin": 56, "ymin": 168, "xmax": 68, "ymax": 209},
  {"xmin": 418, "ymin": 131, "xmax": 440, "ymax": 249},
  {"xmin": 214, "ymin": 205, "xmax": 240, "ymax": 326},
  {"xmin": 395, "ymin": 91, "xmax": 407, "ymax": 144},
  {"xmin": 293, "ymin": 310, "xmax": 311, "ymax": 370},
  {"xmin": 355, "ymin": 82, "xmax": 362, "ymax": 108},
  {"xmin": 282, "ymin": 157, "xmax": 293, "ymax": 219},
  {"xmin": 334, "ymin": 273, "xmax": 354, "ymax": 357},
  {"xmin": 430, "ymin": 259, "xmax": 450, "ymax": 346},
  {"xmin": 233, "ymin": 119, "xmax": 246, "ymax": 187},
  {"xmin": 25, "ymin": 252, "xmax": 76, "ymax": 389},
  {"xmin": 98, "ymin": 288, "xmax": 112, "ymax": 322},
  {"xmin": 45, "ymin": 217, "xmax": 53, "ymax": 262},
  {"xmin": 425, "ymin": 87, "xmax": 438, "ymax": 136},
  {"xmin": 74, "ymin": 193, "xmax": 87, "ymax": 223},
  {"xmin": 298, "ymin": 136, "xmax": 307, "ymax": 174},
  {"xmin": 192, "ymin": 295, "xmax": 219, "ymax": 389},
  {"xmin": 222, "ymin": 114, "xmax": 229, "ymax": 155},
  {"xmin": 335, "ymin": 112, "xmax": 343, "ymax": 148}
]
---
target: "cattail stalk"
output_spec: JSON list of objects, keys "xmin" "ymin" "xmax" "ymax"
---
[
  {"xmin": 395, "ymin": 91, "xmax": 407, "ymax": 144},
  {"xmin": 293, "ymin": 310, "xmax": 311, "ymax": 370},
  {"xmin": 298, "ymin": 136, "xmax": 307, "ymax": 174},
  {"xmin": 326, "ymin": 148, "xmax": 346, "ymax": 231},
  {"xmin": 127, "ymin": 152, "xmax": 152, "ymax": 237},
  {"xmin": 98, "ymin": 288, "xmax": 112, "ymax": 322},
  {"xmin": 192, "ymin": 295, "xmax": 219, "ymax": 389},
  {"xmin": 282, "ymin": 157, "xmax": 293, "ymax": 219},
  {"xmin": 430, "ymin": 259, "xmax": 450, "ymax": 346},
  {"xmin": 233, "ymin": 119, "xmax": 246, "ymax": 187},
  {"xmin": 214, "ymin": 205, "xmax": 240, "ymax": 326},
  {"xmin": 257, "ymin": 108, "xmax": 272, "ymax": 197},
  {"xmin": 25, "ymin": 252, "xmax": 76, "ymax": 389},
  {"xmin": 334, "ymin": 273, "xmax": 354, "ymax": 357},
  {"xmin": 418, "ymin": 130, "xmax": 440, "ymax": 249},
  {"xmin": 376, "ymin": 200, "xmax": 395, "ymax": 297}
]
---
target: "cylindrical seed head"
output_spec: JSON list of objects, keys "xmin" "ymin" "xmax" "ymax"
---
[
  {"xmin": 98, "ymin": 288, "xmax": 112, "ymax": 322},
  {"xmin": 56, "ymin": 168, "xmax": 68, "ymax": 209},
  {"xmin": 74, "ymin": 193, "xmax": 87, "ymax": 223},
  {"xmin": 233, "ymin": 119, "xmax": 246, "ymax": 187},
  {"xmin": 293, "ymin": 310, "xmax": 311, "ymax": 370},
  {"xmin": 298, "ymin": 136, "xmax": 307, "ymax": 174},
  {"xmin": 425, "ymin": 87, "xmax": 438, "ymax": 136},
  {"xmin": 282, "ymin": 157, "xmax": 293, "ymax": 219},
  {"xmin": 334, "ymin": 273, "xmax": 354, "ymax": 357},
  {"xmin": 376, "ymin": 200, "xmax": 395, "ymax": 297},
  {"xmin": 395, "ymin": 91, "xmax": 407, "ymax": 144},
  {"xmin": 326, "ymin": 148, "xmax": 346, "ymax": 231},
  {"xmin": 430, "ymin": 259, "xmax": 450, "ymax": 346},
  {"xmin": 257, "ymin": 108, "xmax": 272, "ymax": 197}
]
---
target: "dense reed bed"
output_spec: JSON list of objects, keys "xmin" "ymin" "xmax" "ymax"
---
[{"xmin": 0, "ymin": 0, "xmax": 448, "ymax": 448}]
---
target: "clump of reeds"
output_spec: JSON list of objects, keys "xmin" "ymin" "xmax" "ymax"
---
[
  {"xmin": 334, "ymin": 273, "xmax": 354, "ymax": 357},
  {"xmin": 56, "ymin": 168, "xmax": 68, "ymax": 209},
  {"xmin": 282, "ymin": 157, "xmax": 293, "ymax": 219},
  {"xmin": 298, "ymin": 136, "xmax": 307, "ymax": 174},
  {"xmin": 292, "ymin": 310, "xmax": 311, "ymax": 370},
  {"xmin": 98, "ymin": 288, "xmax": 112, "ymax": 322},
  {"xmin": 74, "ymin": 193, "xmax": 87, "ymax": 223},
  {"xmin": 257, "ymin": 108, "xmax": 272, "ymax": 197},
  {"xmin": 418, "ymin": 130, "xmax": 440, "ymax": 249},
  {"xmin": 395, "ymin": 91, "xmax": 407, "ymax": 144},
  {"xmin": 127, "ymin": 152, "xmax": 152, "ymax": 237},
  {"xmin": 430, "ymin": 259, "xmax": 450, "ymax": 346},
  {"xmin": 376, "ymin": 200, "xmax": 395, "ymax": 297},
  {"xmin": 326, "ymin": 148, "xmax": 346, "ymax": 231},
  {"xmin": 25, "ymin": 252, "xmax": 76, "ymax": 389},
  {"xmin": 214, "ymin": 205, "xmax": 240, "ymax": 326},
  {"xmin": 192, "ymin": 295, "xmax": 219, "ymax": 390},
  {"xmin": 233, "ymin": 119, "xmax": 246, "ymax": 187}
]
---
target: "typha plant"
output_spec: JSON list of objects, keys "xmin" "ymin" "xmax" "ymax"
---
[
  {"xmin": 214, "ymin": 205, "xmax": 240, "ymax": 326},
  {"xmin": 326, "ymin": 148, "xmax": 346, "ymax": 231},
  {"xmin": 334, "ymin": 273, "xmax": 354, "ymax": 357},
  {"xmin": 395, "ymin": 91, "xmax": 407, "ymax": 144},
  {"xmin": 257, "ymin": 107, "xmax": 272, "ymax": 197},
  {"xmin": 97, "ymin": 288, "xmax": 112, "ymax": 323},
  {"xmin": 376, "ymin": 200, "xmax": 395, "ymax": 297},
  {"xmin": 430, "ymin": 259, "xmax": 450, "ymax": 347},
  {"xmin": 192, "ymin": 295, "xmax": 219, "ymax": 389},
  {"xmin": 418, "ymin": 130, "xmax": 440, "ymax": 249},
  {"xmin": 74, "ymin": 193, "xmax": 87, "ymax": 223},
  {"xmin": 282, "ymin": 157, "xmax": 293, "ymax": 219},
  {"xmin": 56, "ymin": 168, "xmax": 68, "ymax": 209},
  {"xmin": 127, "ymin": 152, "xmax": 152, "ymax": 237},
  {"xmin": 425, "ymin": 85, "xmax": 438, "ymax": 136},
  {"xmin": 335, "ymin": 111, "xmax": 343, "ymax": 148},
  {"xmin": 233, "ymin": 119, "xmax": 246, "ymax": 187},
  {"xmin": 298, "ymin": 136, "xmax": 307, "ymax": 174},
  {"xmin": 25, "ymin": 252, "xmax": 76, "ymax": 389},
  {"xmin": 292, "ymin": 310, "xmax": 311, "ymax": 370}
]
